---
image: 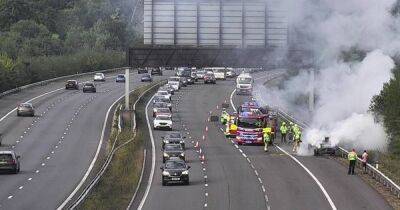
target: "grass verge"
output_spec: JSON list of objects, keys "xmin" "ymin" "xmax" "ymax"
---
[{"xmin": 78, "ymin": 82, "xmax": 162, "ymax": 210}]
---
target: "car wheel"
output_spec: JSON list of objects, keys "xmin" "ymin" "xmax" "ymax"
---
[
  {"xmin": 31, "ymin": 113, "xmax": 34, "ymax": 117},
  {"xmin": 162, "ymin": 179, "xmax": 167, "ymax": 186},
  {"xmin": 184, "ymin": 179, "xmax": 189, "ymax": 185},
  {"xmin": 13, "ymin": 167, "xmax": 18, "ymax": 174},
  {"xmin": 17, "ymin": 112, "xmax": 20, "ymax": 117},
  {"xmin": 162, "ymin": 158, "xmax": 166, "ymax": 163}
]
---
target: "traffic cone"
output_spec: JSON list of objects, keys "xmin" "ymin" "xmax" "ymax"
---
[
  {"xmin": 202, "ymin": 135, "xmax": 205, "ymax": 140},
  {"xmin": 201, "ymin": 154, "xmax": 205, "ymax": 161},
  {"xmin": 199, "ymin": 148, "xmax": 202, "ymax": 154},
  {"xmin": 194, "ymin": 141, "xmax": 199, "ymax": 148},
  {"xmin": 205, "ymin": 126, "xmax": 208, "ymax": 132}
]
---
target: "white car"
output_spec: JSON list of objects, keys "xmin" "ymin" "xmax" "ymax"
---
[
  {"xmin": 153, "ymin": 115, "xmax": 172, "ymax": 130},
  {"xmin": 168, "ymin": 81, "xmax": 180, "ymax": 90},
  {"xmin": 213, "ymin": 68, "xmax": 227, "ymax": 80},
  {"xmin": 155, "ymin": 90, "xmax": 171, "ymax": 100},
  {"xmin": 94, "ymin": 73, "xmax": 105, "ymax": 82}
]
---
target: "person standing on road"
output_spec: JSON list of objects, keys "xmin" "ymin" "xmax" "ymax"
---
[
  {"xmin": 362, "ymin": 150, "xmax": 368, "ymax": 174},
  {"xmin": 348, "ymin": 149, "xmax": 358, "ymax": 175},
  {"xmin": 292, "ymin": 125, "xmax": 301, "ymax": 153},
  {"xmin": 263, "ymin": 129, "xmax": 271, "ymax": 152},
  {"xmin": 280, "ymin": 122, "xmax": 288, "ymax": 144}
]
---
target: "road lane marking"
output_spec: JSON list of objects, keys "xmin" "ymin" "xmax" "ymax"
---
[
  {"xmin": 137, "ymin": 95, "xmax": 156, "ymax": 210},
  {"xmin": 58, "ymin": 84, "xmax": 137, "ymax": 209},
  {"xmin": 275, "ymin": 145, "xmax": 337, "ymax": 210}
]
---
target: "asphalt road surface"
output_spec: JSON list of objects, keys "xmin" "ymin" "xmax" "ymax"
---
[
  {"xmin": 0, "ymin": 70, "xmax": 170, "ymax": 209},
  {"xmin": 137, "ymin": 71, "xmax": 392, "ymax": 210}
]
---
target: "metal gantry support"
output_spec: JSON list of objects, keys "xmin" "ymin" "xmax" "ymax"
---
[{"xmin": 125, "ymin": 68, "xmax": 130, "ymax": 110}]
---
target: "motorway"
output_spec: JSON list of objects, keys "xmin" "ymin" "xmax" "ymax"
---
[
  {"xmin": 0, "ymin": 70, "xmax": 170, "ymax": 209},
  {"xmin": 136, "ymin": 71, "xmax": 392, "ymax": 210}
]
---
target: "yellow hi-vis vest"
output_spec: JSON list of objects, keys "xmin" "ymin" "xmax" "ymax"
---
[
  {"xmin": 280, "ymin": 125, "xmax": 288, "ymax": 134},
  {"xmin": 230, "ymin": 123, "xmax": 237, "ymax": 131},
  {"xmin": 348, "ymin": 151, "xmax": 357, "ymax": 161}
]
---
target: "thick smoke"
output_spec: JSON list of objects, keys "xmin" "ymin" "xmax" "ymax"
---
[{"xmin": 255, "ymin": 0, "xmax": 400, "ymax": 154}]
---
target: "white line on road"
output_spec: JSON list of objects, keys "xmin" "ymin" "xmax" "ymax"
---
[
  {"xmin": 275, "ymin": 145, "xmax": 337, "ymax": 210},
  {"xmin": 137, "ymin": 95, "xmax": 156, "ymax": 210}
]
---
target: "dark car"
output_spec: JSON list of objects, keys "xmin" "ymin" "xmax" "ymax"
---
[
  {"xmin": 82, "ymin": 82, "xmax": 96, "ymax": 93},
  {"xmin": 65, "ymin": 80, "xmax": 79, "ymax": 90},
  {"xmin": 0, "ymin": 150, "xmax": 20, "ymax": 174},
  {"xmin": 161, "ymin": 158, "xmax": 190, "ymax": 185},
  {"xmin": 153, "ymin": 102, "xmax": 170, "ymax": 117},
  {"xmin": 180, "ymin": 77, "xmax": 188, "ymax": 86},
  {"xmin": 17, "ymin": 103, "xmax": 34, "ymax": 117},
  {"xmin": 162, "ymin": 132, "xmax": 185, "ymax": 149},
  {"xmin": 138, "ymin": 68, "xmax": 148, "ymax": 74},
  {"xmin": 162, "ymin": 144, "xmax": 185, "ymax": 163},
  {"xmin": 116, "ymin": 74, "xmax": 126, "ymax": 83},
  {"xmin": 141, "ymin": 74, "xmax": 153, "ymax": 82},
  {"xmin": 204, "ymin": 72, "xmax": 216, "ymax": 84},
  {"xmin": 151, "ymin": 68, "xmax": 163, "ymax": 76}
]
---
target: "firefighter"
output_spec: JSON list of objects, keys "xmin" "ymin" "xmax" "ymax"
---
[
  {"xmin": 225, "ymin": 116, "xmax": 237, "ymax": 137},
  {"xmin": 292, "ymin": 124, "xmax": 301, "ymax": 153},
  {"xmin": 220, "ymin": 110, "xmax": 228, "ymax": 125},
  {"xmin": 348, "ymin": 149, "xmax": 357, "ymax": 175},
  {"xmin": 263, "ymin": 128, "xmax": 271, "ymax": 152},
  {"xmin": 280, "ymin": 122, "xmax": 288, "ymax": 144},
  {"xmin": 288, "ymin": 122, "xmax": 294, "ymax": 143}
]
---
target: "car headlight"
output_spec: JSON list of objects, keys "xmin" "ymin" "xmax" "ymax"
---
[
  {"xmin": 180, "ymin": 140, "xmax": 184, "ymax": 143},
  {"xmin": 182, "ymin": 170, "xmax": 189, "ymax": 175},
  {"xmin": 257, "ymin": 137, "xmax": 262, "ymax": 141},
  {"xmin": 165, "ymin": 140, "xmax": 169, "ymax": 143},
  {"xmin": 163, "ymin": 153, "xmax": 169, "ymax": 157},
  {"xmin": 162, "ymin": 171, "xmax": 170, "ymax": 176},
  {"xmin": 180, "ymin": 152, "xmax": 185, "ymax": 156}
]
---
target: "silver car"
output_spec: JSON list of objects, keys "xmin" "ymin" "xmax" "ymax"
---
[
  {"xmin": 17, "ymin": 103, "xmax": 34, "ymax": 117},
  {"xmin": 0, "ymin": 150, "xmax": 20, "ymax": 174}
]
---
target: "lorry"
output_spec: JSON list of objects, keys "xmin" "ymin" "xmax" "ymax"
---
[{"xmin": 236, "ymin": 73, "xmax": 253, "ymax": 95}]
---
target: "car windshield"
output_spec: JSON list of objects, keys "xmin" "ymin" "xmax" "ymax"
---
[
  {"xmin": 85, "ymin": 83, "xmax": 94, "ymax": 87},
  {"xmin": 157, "ymin": 116, "xmax": 171, "ymax": 120},
  {"xmin": 165, "ymin": 161, "xmax": 186, "ymax": 169},
  {"xmin": 0, "ymin": 154, "xmax": 12, "ymax": 161},
  {"xmin": 165, "ymin": 144, "xmax": 182, "ymax": 151},
  {"xmin": 95, "ymin": 73, "xmax": 103, "ymax": 76},
  {"xmin": 166, "ymin": 133, "xmax": 182, "ymax": 138},
  {"xmin": 237, "ymin": 117, "xmax": 264, "ymax": 128},
  {"xmin": 117, "ymin": 75, "xmax": 124, "ymax": 78},
  {"xmin": 67, "ymin": 80, "xmax": 76, "ymax": 83},
  {"xmin": 20, "ymin": 104, "xmax": 32, "ymax": 108},
  {"xmin": 205, "ymin": 73, "xmax": 214, "ymax": 77},
  {"xmin": 197, "ymin": 70, "xmax": 205, "ymax": 74},
  {"xmin": 154, "ymin": 103, "xmax": 168, "ymax": 108},
  {"xmin": 155, "ymin": 98, "xmax": 169, "ymax": 103},
  {"xmin": 215, "ymin": 69, "xmax": 225, "ymax": 73},
  {"xmin": 168, "ymin": 77, "xmax": 180, "ymax": 82},
  {"xmin": 158, "ymin": 108, "xmax": 170, "ymax": 113},
  {"xmin": 238, "ymin": 77, "xmax": 252, "ymax": 84},
  {"xmin": 143, "ymin": 74, "xmax": 150, "ymax": 77},
  {"xmin": 157, "ymin": 91, "xmax": 168, "ymax": 95}
]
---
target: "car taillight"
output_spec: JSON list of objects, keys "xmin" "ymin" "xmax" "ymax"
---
[{"xmin": 8, "ymin": 159, "xmax": 15, "ymax": 164}]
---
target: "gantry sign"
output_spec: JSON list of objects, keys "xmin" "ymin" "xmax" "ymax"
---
[{"xmin": 127, "ymin": 0, "xmax": 289, "ymax": 68}]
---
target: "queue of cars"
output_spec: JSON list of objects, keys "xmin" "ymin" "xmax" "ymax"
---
[{"xmin": 150, "ymin": 75, "xmax": 194, "ymax": 186}]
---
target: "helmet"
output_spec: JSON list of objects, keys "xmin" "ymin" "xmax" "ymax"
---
[
  {"xmin": 289, "ymin": 122, "xmax": 294, "ymax": 126},
  {"xmin": 282, "ymin": 122, "xmax": 286, "ymax": 125}
]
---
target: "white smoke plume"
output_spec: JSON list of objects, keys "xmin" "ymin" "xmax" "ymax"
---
[{"xmin": 254, "ymin": 0, "xmax": 400, "ymax": 154}]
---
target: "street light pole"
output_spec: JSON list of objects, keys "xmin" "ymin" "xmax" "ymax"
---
[
  {"xmin": 125, "ymin": 68, "xmax": 130, "ymax": 110},
  {"xmin": 308, "ymin": 68, "xmax": 315, "ymax": 112}
]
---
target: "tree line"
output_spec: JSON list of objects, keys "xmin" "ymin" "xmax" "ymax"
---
[{"xmin": 0, "ymin": 0, "xmax": 141, "ymax": 92}]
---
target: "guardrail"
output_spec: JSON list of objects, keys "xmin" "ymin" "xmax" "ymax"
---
[
  {"xmin": 69, "ymin": 81, "xmax": 166, "ymax": 209},
  {"xmin": 0, "ymin": 67, "xmax": 131, "ymax": 99},
  {"xmin": 275, "ymin": 107, "xmax": 400, "ymax": 199}
]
